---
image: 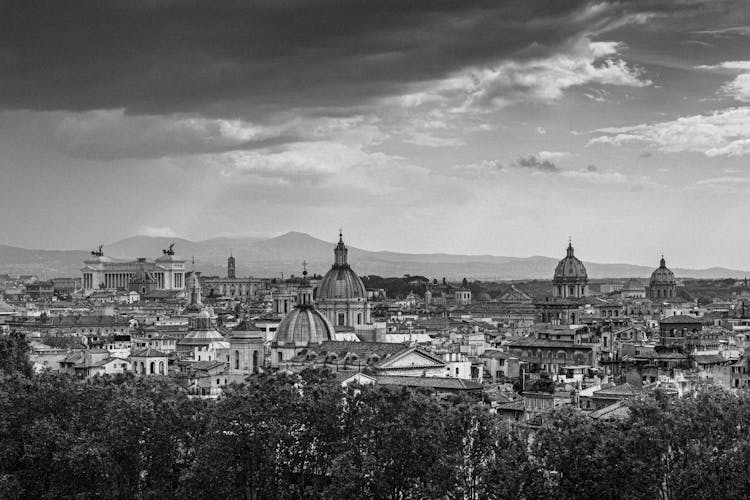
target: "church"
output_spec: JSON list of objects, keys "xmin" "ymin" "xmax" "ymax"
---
[{"xmin": 315, "ymin": 232, "xmax": 372, "ymax": 328}]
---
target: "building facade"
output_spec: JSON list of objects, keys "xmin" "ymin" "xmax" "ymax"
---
[{"xmin": 81, "ymin": 245, "xmax": 186, "ymax": 292}]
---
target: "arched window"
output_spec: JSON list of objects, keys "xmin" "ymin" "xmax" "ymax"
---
[
  {"xmin": 253, "ymin": 350, "xmax": 259, "ymax": 372},
  {"xmin": 234, "ymin": 350, "xmax": 240, "ymax": 370},
  {"xmin": 149, "ymin": 361, "xmax": 155, "ymax": 374},
  {"xmin": 140, "ymin": 361, "xmax": 145, "ymax": 374},
  {"xmin": 357, "ymin": 313, "xmax": 362, "ymax": 325},
  {"xmin": 158, "ymin": 361, "xmax": 164, "ymax": 374},
  {"xmin": 277, "ymin": 352, "xmax": 283, "ymax": 363}
]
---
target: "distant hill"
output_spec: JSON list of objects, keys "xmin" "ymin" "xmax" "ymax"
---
[{"xmin": 1, "ymin": 232, "xmax": 748, "ymax": 281}]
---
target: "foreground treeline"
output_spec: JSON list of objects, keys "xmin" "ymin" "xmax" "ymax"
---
[{"xmin": 2, "ymin": 338, "xmax": 750, "ymax": 499}]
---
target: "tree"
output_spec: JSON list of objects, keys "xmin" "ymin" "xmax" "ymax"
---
[{"xmin": 0, "ymin": 333, "xmax": 33, "ymax": 378}]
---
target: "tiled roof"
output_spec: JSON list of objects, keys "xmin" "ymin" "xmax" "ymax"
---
[
  {"xmin": 374, "ymin": 375, "xmax": 483, "ymax": 391},
  {"xmin": 480, "ymin": 350, "xmax": 514, "ymax": 360},
  {"xmin": 494, "ymin": 400, "xmax": 525, "ymax": 411},
  {"xmin": 660, "ymin": 314, "xmax": 701, "ymax": 324},
  {"xmin": 594, "ymin": 383, "xmax": 641, "ymax": 398},
  {"xmin": 189, "ymin": 360, "xmax": 226, "ymax": 371},
  {"xmin": 130, "ymin": 348, "xmax": 167, "ymax": 358},
  {"xmin": 507, "ymin": 338, "xmax": 593, "ymax": 349},
  {"xmin": 588, "ymin": 400, "xmax": 630, "ymax": 420},
  {"xmin": 693, "ymin": 354, "xmax": 726, "ymax": 365}
]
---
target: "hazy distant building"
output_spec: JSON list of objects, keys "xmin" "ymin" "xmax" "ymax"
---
[
  {"xmin": 315, "ymin": 232, "xmax": 372, "ymax": 327},
  {"xmin": 621, "ymin": 278, "xmax": 646, "ymax": 299},
  {"xmin": 227, "ymin": 253, "xmax": 236, "ymax": 279},
  {"xmin": 81, "ymin": 245, "xmax": 185, "ymax": 292},
  {"xmin": 649, "ymin": 255, "xmax": 676, "ymax": 300},
  {"xmin": 552, "ymin": 241, "xmax": 588, "ymax": 298}
]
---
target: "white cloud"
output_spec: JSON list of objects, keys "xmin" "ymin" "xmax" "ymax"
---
[
  {"xmin": 721, "ymin": 73, "xmax": 750, "ymax": 102},
  {"xmin": 386, "ymin": 38, "xmax": 649, "ymax": 113},
  {"xmin": 402, "ymin": 132, "xmax": 466, "ymax": 147},
  {"xmin": 588, "ymin": 107, "xmax": 750, "ymax": 156},
  {"xmin": 139, "ymin": 226, "xmax": 179, "ymax": 237},
  {"xmin": 696, "ymin": 61, "xmax": 750, "ymax": 70},
  {"xmin": 54, "ymin": 109, "xmax": 287, "ymax": 159},
  {"xmin": 696, "ymin": 61, "xmax": 750, "ymax": 102},
  {"xmin": 539, "ymin": 151, "xmax": 571, "ymax": 160}
]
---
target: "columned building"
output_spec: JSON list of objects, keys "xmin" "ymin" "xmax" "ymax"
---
[
  {"xmin": 649, "ymin": 255, "xmax": 676, "ymax": 300},
  {"xmin": 315, "ymin": 232, "xmax": 372, "ymax": 327},
  {"xmin": 81, "ymin": 245, "xmax": 185, "ymax": 292},
  {"xmin": 552, "ymin": 241, "xmax": 588, "ymax": 298}
]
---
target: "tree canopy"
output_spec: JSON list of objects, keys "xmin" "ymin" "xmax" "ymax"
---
[{"xmin": 2, "ymin": 337, "xmax": 750, "ymax": 499}]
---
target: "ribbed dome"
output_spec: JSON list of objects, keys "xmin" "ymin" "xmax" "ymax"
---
[
  {"xmin": 274, "ymin": 307, "xmax": 335, "ymax": 347},
  {"xmin": 178, "ymin": 328, "xmax": 229, "ymax": 348},
  {"xmin": 317, "ymin": 267, "xmax": 367, "ymax": 299},
  {"xmin": 650, "ymin": 256, "xmax": 675, "ymax": 286},
  {"xmin": 553, "ymin": 243, "xmax": 588, "ymax": 283},
  {"xmin": 316, "ymin": 233, "xmax": 367, "ymax": 300}
]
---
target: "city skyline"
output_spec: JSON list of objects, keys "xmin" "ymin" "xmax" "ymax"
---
[{"xmin": 2, "ymin": 1, "xmax": 750, "ymax": 268}]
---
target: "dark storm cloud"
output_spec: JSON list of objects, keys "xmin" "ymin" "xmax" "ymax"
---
[
  {"xmin": 0, "ymin": 0, "xmax": 714, "ymax": 116},
  {"xmin": 513, "ymin": 155, "xmax": 560, "ymax": 173}
]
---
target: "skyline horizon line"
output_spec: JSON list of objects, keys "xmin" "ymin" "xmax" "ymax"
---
[{"xmin": 3, "ymin": 229, "xmax": 748, "ymax": 273}]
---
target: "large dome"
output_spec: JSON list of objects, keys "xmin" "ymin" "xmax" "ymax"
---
[
  {"xmin": 317, "ymin": 267, "xmax": 367, "ymax": 299},
  {"xmin": 553, "ymin": 243, "xmax": 588, "ymax": 283},
  {"xmin": 274, "ymin": 307, "xmax": 335, "ymax": 347},
  {"xmin": 316, "ymin": 233, "xmax": 367, "ymax": 300},
  {"xmin": 650, "ymin": 256, "xmax": 675, "ymax": 286}
]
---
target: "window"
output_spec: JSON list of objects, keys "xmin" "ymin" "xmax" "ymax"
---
[{"xmin": 337, "ymin": 313, "xmax": 346, "ymax": 326}]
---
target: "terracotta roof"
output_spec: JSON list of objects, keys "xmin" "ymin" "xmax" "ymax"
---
[
  {"xmin": 693, "ymin": 354, "xmax": 726, "ymax": 365},
  {"xmin": 130, "ymin": 348, "xmax": 167, "ymax": 358},
  {"xmin": 660, "ymin": 314, "xmax": 701, "ymax": 324},
  {"xmin": 189, "ymin": 360, "xmax": 226, "ymax": 371},
  {"xmin": 588, "ymin": 400, "xmax": 630, "ymax": 420},
  {"xmin": 507, "ymin": 338, "xmax": 594, "ymax": 349},
  {"xmin": 374, "ymin": 375, "xmax": 483, "ymax": 391},
  {"xmin": 594, "ymin": 383, "xmax": 641, "ymax": 398}
]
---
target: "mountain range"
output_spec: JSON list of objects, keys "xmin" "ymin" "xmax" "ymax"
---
[{"xmin": 1, "ymin": 232, "xmax": 748, "ymax": 281}]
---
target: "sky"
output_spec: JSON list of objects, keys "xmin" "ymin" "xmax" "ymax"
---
[{"xmin": 2, "ymin": 0, "xmax": 750, "ymax": 269}]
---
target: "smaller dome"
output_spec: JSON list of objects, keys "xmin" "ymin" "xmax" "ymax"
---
[
  {"xmin": 178, "ymin": 328, "xmax": 229, "ymax": 349},
  {"xmin": 476, "ymin": 292, "xmax": 492, "ymax": 302},
  {"xmin": 197, "ymin": 309, "xmax": 211, "ymax": 319},
  {"xmin": 274, "ymin": 307, "xmax": 335, "ymax": 347}
]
